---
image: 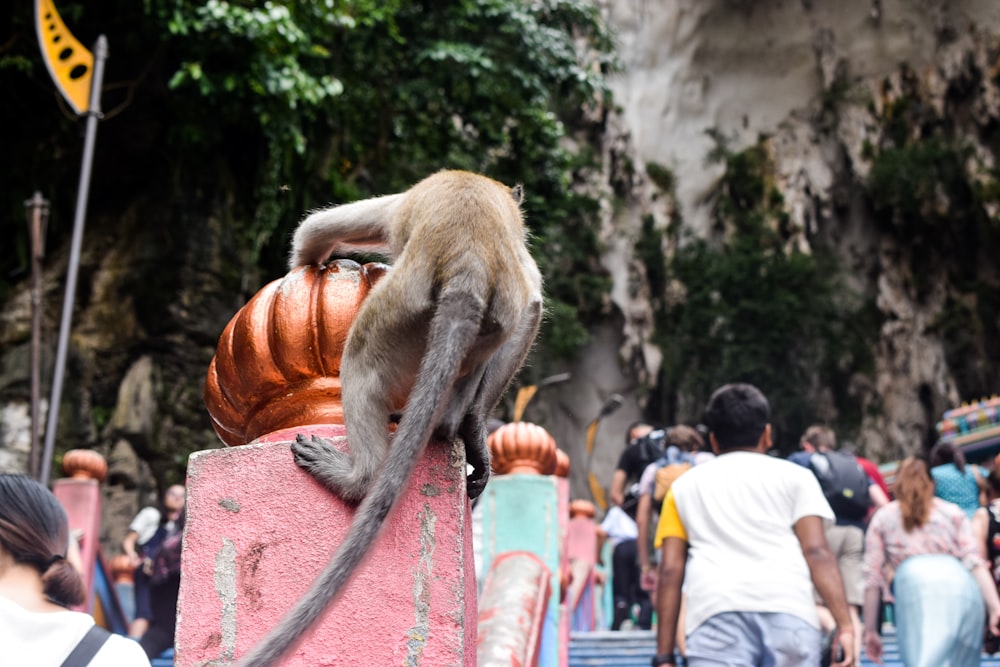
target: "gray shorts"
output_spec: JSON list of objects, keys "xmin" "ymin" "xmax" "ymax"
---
[
  {"xmin": 821, "ymin": 523, "xmax": 865, "ymax": 607},
  {"xmin": 685, "ymin": 611, "xmax": 822, "ymax": 667}
]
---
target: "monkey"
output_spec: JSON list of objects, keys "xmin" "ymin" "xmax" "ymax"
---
[{"xmin": 235, "ymin": 170, "xmax": 543, "ymax": 667}]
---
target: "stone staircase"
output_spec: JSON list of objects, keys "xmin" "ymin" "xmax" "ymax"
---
[
  {"xmin": 569, "ymin": 630, "xmax": 658, "ymax": 667},
  {"xmin": 863, "ymin": 625, "xmax": 1000, "ymax": 667},
  {"xmin": 568, "ymin": 626, "xmax": 1000, "ymax": 667}
]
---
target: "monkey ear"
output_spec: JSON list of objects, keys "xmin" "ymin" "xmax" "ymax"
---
[{"xmin": 511, "ymin": 184, "xmax": 524, "ymax": 205}]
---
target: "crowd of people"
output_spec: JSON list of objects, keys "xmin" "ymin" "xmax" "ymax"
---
[
  {"xmin": 600, "ymin": 382, "xmax": 1000, "ymax": 667},
  {"xmin": 7, "ymin": 380, "xmax": 1000, "ymax": 667},
  {"xmin": 123, "ymin": 484, "xmax": 186, "ymax": 660}
]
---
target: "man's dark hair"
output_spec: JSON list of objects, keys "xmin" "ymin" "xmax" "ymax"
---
[{"xmin": 703, "ymin": 383, "xmax": 770, "ymax": 451}]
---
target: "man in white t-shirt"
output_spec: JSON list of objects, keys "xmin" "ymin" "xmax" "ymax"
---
[{"xmin": 651, "ymin": 383, "xmax": 855, "ymax": 667}]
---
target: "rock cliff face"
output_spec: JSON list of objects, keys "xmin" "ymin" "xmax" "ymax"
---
[
  {"xmin": 572, "ymin": 0, "xmax": 1000, "ymax": 474},
  {"xmin": 2, "ymin": 0, "xmax": 1000, "ymax": 522}
]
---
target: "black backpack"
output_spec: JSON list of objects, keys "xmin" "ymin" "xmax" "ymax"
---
[
  {"xmin": 809, "ymin": 450, "xmax": 871, "ymax": 521},
  {"xmin": 634, "ymin": 429, "xmax": 666, "ymax": 471}
]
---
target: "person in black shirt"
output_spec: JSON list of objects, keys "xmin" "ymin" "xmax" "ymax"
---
[
  {"xmin": 607, "ymin": 421, "xmax": 665, "ymax": 629},
  {"xmin": 609, "ymin": 421, "xmax": 662, "ymax": 509}
]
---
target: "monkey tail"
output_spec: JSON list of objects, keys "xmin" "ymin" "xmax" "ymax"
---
[{"xmin": 235, "ymin": 287, "xmax": 485, "ymax": 667}]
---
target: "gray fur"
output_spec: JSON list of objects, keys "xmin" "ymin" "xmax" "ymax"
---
[{"xmin": 235, "ymin": 171, "xmax": 542, "ymax": 666}]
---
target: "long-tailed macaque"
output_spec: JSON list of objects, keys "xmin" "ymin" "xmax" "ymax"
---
[{"xmin": 236, "ymin": 170, "xmax": 543, "ymax": 667}]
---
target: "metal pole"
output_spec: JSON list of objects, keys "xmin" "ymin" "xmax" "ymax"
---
[
  {"xmin": 40, "ymin": 35, "xmax": 108, "ymax": 486},
  {"xmin": 25, "ymin": 192, "xmax": 49, "ymax": 480}
]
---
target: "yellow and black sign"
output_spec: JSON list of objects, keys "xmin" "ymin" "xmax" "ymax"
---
[{"xmin": 35, "ymin": 0, "xmax": 94, "ymax": 115}]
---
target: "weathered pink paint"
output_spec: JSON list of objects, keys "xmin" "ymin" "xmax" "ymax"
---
[
  {"xmin": 175, "ymin": 424, "xmax": 477, "ymax": 666},
  {"xmin": 477, "ymin": 551, "xmax": 551, "ymax": 667},
  {"xmin": 53, "ymin": 478, "xmax": 101, "ymax": 613},
  {"xmin": 564, "ymin": 516, "xmax": 599, "ymax": 632},
  {"xmin": 555, "ymin": 478, "xmax": 569, "ymax": 667}
]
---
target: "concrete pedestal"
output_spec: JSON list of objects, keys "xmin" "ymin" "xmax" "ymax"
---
[
  {"xmin": 53, "ymin": 478, "xmax": 101, "ymax": 613},
  {"xmin": 565, "ymin": 516, "xmax": 599, "ymax": 632},
  {"xmin": 175, "ymin": 425, "xmax": 476, "ymax": 666},
  {"xmin": 556, "ymin": 478, "xmax": 570, "ymax": 667}
]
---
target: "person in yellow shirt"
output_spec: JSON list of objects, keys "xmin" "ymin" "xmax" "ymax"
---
[{"xmin": 650, "ymin": 383, "xmax": 855, "ymax": 667}]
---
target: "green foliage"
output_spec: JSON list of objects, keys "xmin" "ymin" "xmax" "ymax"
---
[
  {"xmin": 868, "ymin": 136, "xmax": 999, "ymax": 291},
  {"xmin": 660, "ymin": 134, "xmax": 874, "ymax": 450},
  {"xmin": 645, "ymin": 161, "xmax": 675, "ymax": 193},
  {"xmin": 636, "ymin": 214, "xmax": 667, "ymax": 301},
  {"xmin": 861, "ymin": 81, "xmax": 1000, "ymax": 397},
  {"xmin": 0, "ymin": 0, "xmax": 616, "ymax": 353}
]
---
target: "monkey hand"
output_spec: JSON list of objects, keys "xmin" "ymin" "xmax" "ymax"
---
[
  {"xmin": 467, "ymin": 465, "xmax": 490, "ymax": 500},
  {"xmin": 291, "ymin": 433, "xmax": 367, "ymax": 503},
  {"xmin": 458, "ymin": 414, "xmax": 491, "ymax": 500}
]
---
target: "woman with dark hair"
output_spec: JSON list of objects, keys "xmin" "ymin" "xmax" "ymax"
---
[
  {"xmin": 862, "ymin": 458, "xmax": 1000, "ymax": 666},
  {"xmin": 0, "ymin": 474, "xmax": 150, "ymax": 666},
  {"xmin": 929, "ymin": 440, "xmax": 987, "ymax": 518}
]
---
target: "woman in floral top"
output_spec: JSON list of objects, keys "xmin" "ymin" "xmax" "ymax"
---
[{"xmin": 863, "ymin": 457, "xmax": 1000, "ymax": 666}]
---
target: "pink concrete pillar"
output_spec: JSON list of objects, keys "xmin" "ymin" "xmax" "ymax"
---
[
  {"xmin": 193, "ymin": 263, "xmax": 476, "ymax": 665},
  {"xmin": 555, "ymin": 475, "xmax": 570, "ymax": 667},
  {"xmin": 564, "ymin": 504, "xmax": 599, "ymax": 632},
  {"xmin": 53, "ymin": 449, "xmax": 107, "ymax": 613},
  {"xmin": 175, "ymin": 424, "xmax": 476, "ymax": 666}
]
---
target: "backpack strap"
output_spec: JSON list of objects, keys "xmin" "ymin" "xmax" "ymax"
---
[{"xmin": 60, "ymin": 624, "xmax": 112, "ymax": 667}]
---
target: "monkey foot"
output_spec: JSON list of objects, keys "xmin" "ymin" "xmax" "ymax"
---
[{"xmin": 291, "ymin": 434, "xmax": 367, "ymax": 503}]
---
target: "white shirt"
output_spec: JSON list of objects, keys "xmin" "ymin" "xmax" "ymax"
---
[
  {"xmin": 127, "ymin": 507, "xmax": 161, "ymax": 546},
  {"xmin": 660, "ymin": 451, "xmax": 834, "ymax": 633},
  {"xmin": 0, "ymin": 595, "xmax": 151, "ymax": 667},
  {"xmin": 599, "ymin": 505, "xmax": 638, "ymax": 547}
]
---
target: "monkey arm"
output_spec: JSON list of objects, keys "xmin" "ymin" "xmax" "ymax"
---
[{"xmin": 288, "ymin": 193, "xmax": 403, "ymax": 268}]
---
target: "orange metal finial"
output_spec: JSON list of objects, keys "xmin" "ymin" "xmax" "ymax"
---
[
  {"xmin": 204, "ymin": 261, "xmax": 392, "ymax": 447},
  {"xmin": 569, "ymin": 499, "xmax": 596, "ymax": 519},
  {"xmin": 554, "ymin": 449, "xmax": 570, "ymax": 478},
  {"xmin": 61, "ymin": 449, "xmax": 107, "ymax": 482},
  {"xmin": 488, "ymin": 422, "xmax": 558, "ymax": 475}
]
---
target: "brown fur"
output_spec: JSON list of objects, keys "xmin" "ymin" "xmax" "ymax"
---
[{"xmin": 237, "ymin": 170, "xmax": 542, "ymax": 666}]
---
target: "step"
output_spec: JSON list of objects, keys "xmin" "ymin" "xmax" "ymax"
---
[
  {"xmin": 570, "ymin": 627, "xmax": 1000, "ymax": 667},
  {"xmin": 860, "ymin": 625, "xmax": 1000, "ymax": 667},
  {"xmin": 569, "ymin": 630, "xmax": 657, "ymax": 667}
]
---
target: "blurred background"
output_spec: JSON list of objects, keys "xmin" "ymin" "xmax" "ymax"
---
[{"xmin": 1, "ymin": 0, "xmax": 998, "ymax": 552}]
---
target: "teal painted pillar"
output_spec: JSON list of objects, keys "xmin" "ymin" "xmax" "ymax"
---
[{"xmin": 478, "ymin": 474, "xmax": 562, "ymax": 667}]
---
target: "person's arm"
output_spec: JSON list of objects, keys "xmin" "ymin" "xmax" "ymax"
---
[
  {"xmin": 972, "ymin": 507, "xmax": 990, "ymax": 561},
  {"xmin": 122, "ymin": 530, "xmax": 141, "ymax": 567},
  {"xmin": 654, "ymin": 537, "xmax": 686, "ymax": 660},
  {"xmin": 972, "ymin": 562, "xmax": 1000, "ymax": 637},
  {"xmin": 609, "ymin": 469, "xmax": 628, "ymax": 507},
  {"xmin": 636, "ymin": 493, "xmax": 655, "ymax": 590},
  {"xmin": 652, "ymin": 488, "xmax": 687, "ymax": 664},
  {"xmin": 861, "ymin": 510, "xmax": 889, "ymax": 663},
  {"xmin": 862, "ymin": 585, "xmax": 883, "ymax": 664},
  {"xmin": 794, "ymin": 515, "xmax": 855, "ymax": 667}
]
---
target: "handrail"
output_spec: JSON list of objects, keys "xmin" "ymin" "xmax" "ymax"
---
[
  {"xmin": 478, "ymin": 551, "xmax": 552, "ymax": 666},
  {"xmin": 565, "ymin": 558, "xmax": 595, "ymax": 631}
]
